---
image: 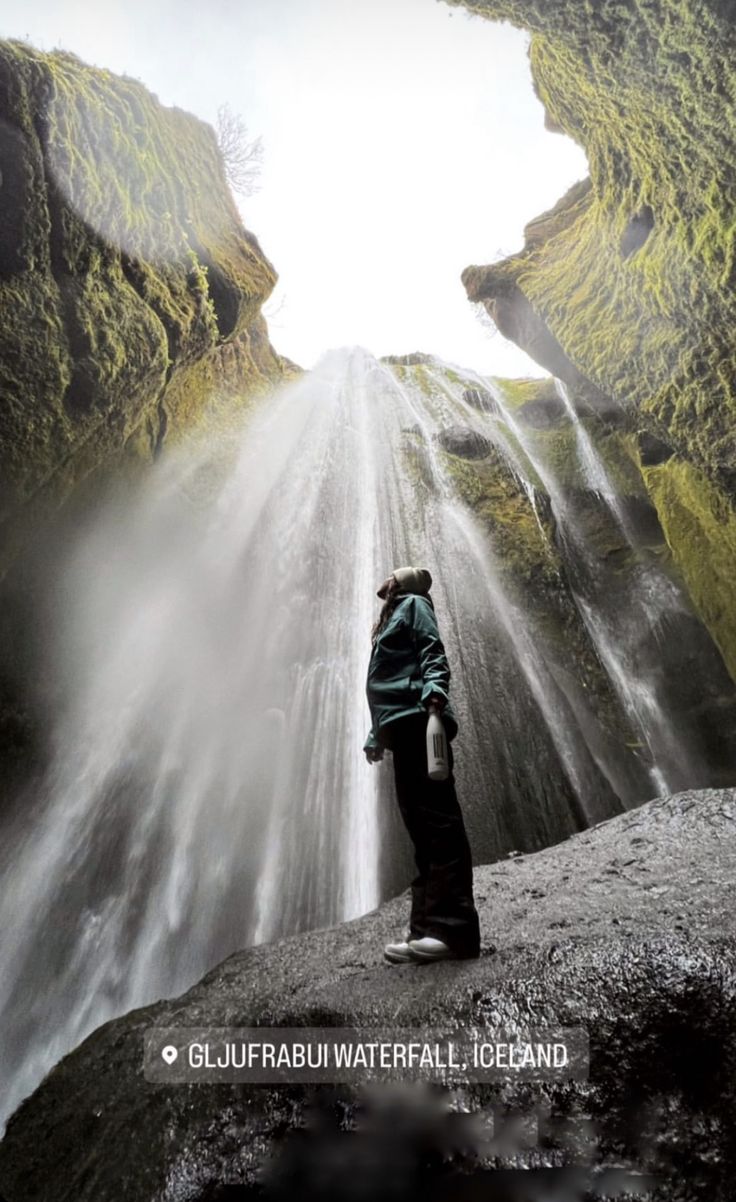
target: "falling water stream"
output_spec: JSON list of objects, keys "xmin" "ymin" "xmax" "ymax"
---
[
  {"xmin": 551, "ymin": 379, "xmax": 703, "ymax": 792},
  {"xmin": 497, "ymin": 375, "xmax": 708, "ymax": 793},
  {"xmin": 0, "ymin": 347, "xmax": 728, "ymax": 1128},
  {"xmin": 410, "ymin": 359, "xmax": 715, "ymax": 794}
]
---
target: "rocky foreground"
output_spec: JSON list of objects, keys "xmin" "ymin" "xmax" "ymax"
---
[{"xmin": 0, "ymin": 789, "xmax": 735, "ymax": 1201}]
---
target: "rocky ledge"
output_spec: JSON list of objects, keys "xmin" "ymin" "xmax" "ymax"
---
[{"xmin": 0, "ymin": 789, "xmax": 734, "ymax": 1201}]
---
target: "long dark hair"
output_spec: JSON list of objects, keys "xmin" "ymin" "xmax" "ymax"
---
[
  {"xmin": 370, "ymin": 579, "xmax": 435, "ymax": 644},
  {"xmin": 371, "ymin": 577, "xmax": 402, "ymax": 644}
]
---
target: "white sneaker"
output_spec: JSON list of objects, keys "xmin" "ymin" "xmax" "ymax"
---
[
  {"xmin": 407, "ymin": 936, "xmax": 461, "ymax": 962},
  {"xmin": 384, "ymin": 939, "xmax": 415, "ymax": 964}
]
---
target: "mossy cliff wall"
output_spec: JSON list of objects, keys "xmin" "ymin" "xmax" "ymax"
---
[
  {"xmin": 0, "ymin": 39, "xmax": 288, "ymax": 571},
  {"xmin": 449, "ymin": 0, "xmax": 736, "ymax": 679},
  {"xmin": 0, "ymin": 39, "xmax": 291, "ymax": 805},
  {"xmin": 388, "ymin": 359, "xmax": 736, "ymax": 793}
]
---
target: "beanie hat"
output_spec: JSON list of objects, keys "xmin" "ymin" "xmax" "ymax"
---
[{"xmin": 377, "ymin": 565, "xmax": 432, "ymax": 599}]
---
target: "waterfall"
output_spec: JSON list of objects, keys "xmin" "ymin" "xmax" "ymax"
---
[
  {"xmin": 548, "ymin": 379, "xmax": 713, "ymax": 792},
  {"xmin": 0, "ymin": 346, "xmax": 722, "ymax": 1129},
  {"xmin": 0, "ymin": 349, "xmax": 383, "ymax": 1125},
  {"xmin": 450, "ymin": 364, "xmax": 714, "ymax": 794}
]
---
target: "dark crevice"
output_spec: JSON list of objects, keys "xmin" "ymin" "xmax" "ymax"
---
[
  {"xmin": 201, "ymin": 256, "xmax": 239, "ymax": 340},
  {"xmin": 638, "ymin": 430, "xmax": 674, "ymax": 466},
  {"xmin": 152, "ymin": 388, "xmax": 170, "ymax": 460},
  {"xmin": 119, "ymin": 250, "xmax": 146, "ymax": 298},
  {"xmin": 621, "ymin": 205, "xmax": 655, "ymax": 258},
  {"xmin": 187, "ymin": 237, "xmax": 241, "ymax": 341}
]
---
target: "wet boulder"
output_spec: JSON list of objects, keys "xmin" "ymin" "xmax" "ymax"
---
[{"xmin": 433, "ymin": 425, "xmax": 492, "ymax": 459}]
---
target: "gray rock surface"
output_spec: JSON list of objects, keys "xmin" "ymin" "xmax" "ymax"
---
[
  {"xmin": 433, "ymin": 425, "xmax": 492, "ymax": 460},
  {"xmin": 462, "ymin": 386, "xmax": 499, "ymax": 416},
  {"xmin": 1, "ymin": 789, "xmax": 735, "ymax": 1202}
]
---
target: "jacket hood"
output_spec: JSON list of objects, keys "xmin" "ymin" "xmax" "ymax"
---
[{"xmin": 377, "ymin": 565, "xmax": 432, "ymax": 599}]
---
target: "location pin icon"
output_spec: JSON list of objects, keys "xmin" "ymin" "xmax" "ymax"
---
[{"xmin": 161, "ymin": 1045, "xmax": 178, "ymax": 1065}]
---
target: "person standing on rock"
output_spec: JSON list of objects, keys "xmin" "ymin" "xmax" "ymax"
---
[{"xmin": 364, "ymin": 566, "xmax": 481, "ymax": 964}]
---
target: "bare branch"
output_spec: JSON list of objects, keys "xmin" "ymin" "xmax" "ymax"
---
[{"xmin": 215, "ymin": 103, "xmax": 264, "ymax": 198}]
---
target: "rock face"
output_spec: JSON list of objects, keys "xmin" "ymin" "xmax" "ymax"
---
[
  {"xmin": 0, "ymin": 40, "xmax": 288, "ymax": 573},
  {"xmin": 0, "ymin": 40, "xmax": 292, "ymax": 806},
  {"xmin": 380, "ymin": 351, "xmax": 435, "ymax": 366},
  {"xmin": 433, "ymin": 424, "xmax": 492, "ymax": 459},
  {"xmin": 0, "ymin": 788, "xmax": 734, "ymax": 1201},
  {"xmin": 406, "ymin": 363, "xmax": 736, "ymax": 793},
  {"xmin": 462, "ymin": 384, "xmax": 499, "ymax": 415},
  {"xmin": 449, "ymin": 0, "xmax": 736, "ymax": 682}
]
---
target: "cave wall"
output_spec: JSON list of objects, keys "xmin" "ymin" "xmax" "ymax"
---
[
  {"xmin": 0, "ymin": 40, "xmax": 293, "ymax": 803},
  {"xmin": 0, "ymin": 39, "xmax": 289, "ymax": 573},
  {"xmin": 449, "ymin": 0, "xmax": 736, "ymax": 679}
]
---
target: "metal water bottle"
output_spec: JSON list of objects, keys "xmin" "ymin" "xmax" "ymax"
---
[{"xmin": 426, "ymin": 710, "xmax": 449, "ymax": 781}]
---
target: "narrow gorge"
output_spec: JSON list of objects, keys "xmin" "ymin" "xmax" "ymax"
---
[{"xmin": 1, "ymin": 3, "xmax": 736, "ymax": 1199}]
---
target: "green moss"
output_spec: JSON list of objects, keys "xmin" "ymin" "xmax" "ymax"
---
[
  {"xmin": 643, "ymin": 456, "xmax": 736, "ymax": 680},
  {"xmin": 0, "ymin": 39, "xmax": 283, "ymax": 571},
  {"xmin": 155, "ymin": 315, "xmax": 286, "ymax": 449},
  {"xmin": 488, "ymin": 375, "xmax": 552, "ymax": 408},
  {"xmin": 490, "ymin": 378, "xmax": 647, "ymax": 496},
  {"xmin": 439, "ymin": 440, "xmax": 634, "ymax": 739},
  {"xmin": 450, "ymin": 0, "xmax": 736, "ymax": 480},
  {"xmin": 437, "ymin": 438, "xmax": 563, "ymax": 630},
  {"xmin": 469, "ymin": 0, "xmax": 736, "ymax": 478},
  {"xmin": 449, "ymin": 0, "xmax": 736, "ymax": 677},
  {"xmin": 391, "ymin": 361, "xmax": 438, "ymax": 398},
  {"xmin": 384, "ymin": 360, "xmax": 646, "ymax": 747}
]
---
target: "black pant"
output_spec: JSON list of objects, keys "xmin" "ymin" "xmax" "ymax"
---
[{"xmin": 389, "ymin": 713, "xmax": 481, "ymax": 956}]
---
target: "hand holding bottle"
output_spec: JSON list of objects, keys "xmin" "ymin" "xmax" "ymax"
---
[{"xmin": 426, "ymin": 706, "xmax": 449, "ymax": 780}]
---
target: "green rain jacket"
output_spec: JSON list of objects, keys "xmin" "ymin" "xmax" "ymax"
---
[{"xmin": 363, "ymin": 592, "xmax": 459, "ymax": 753}]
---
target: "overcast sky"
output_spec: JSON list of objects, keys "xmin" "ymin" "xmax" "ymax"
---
[{"xmin": 3, "ymin": 0, "xmax": 588, "ymax": 377}]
